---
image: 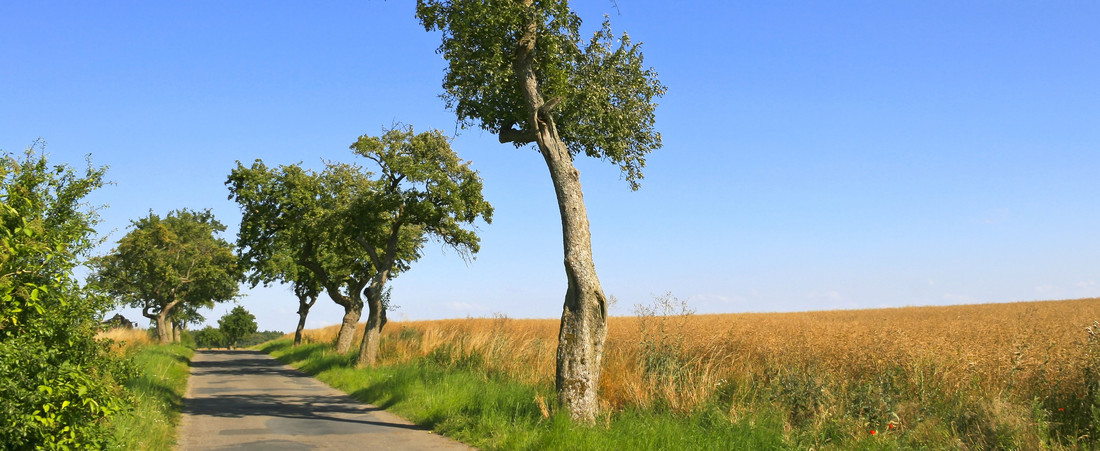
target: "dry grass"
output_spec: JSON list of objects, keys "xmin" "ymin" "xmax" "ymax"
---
[
  {"xmin": 300, "ymin": 297, "xmax": 1100, "ymax": 446},
  {"xmin": 97, "ymin": 327, "xmax": 155, "ymax": 355}
]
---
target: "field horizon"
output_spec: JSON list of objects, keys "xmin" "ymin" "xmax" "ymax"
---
[{"xmin": 268, "ymin": 296, "xmax": 1100, "ymax": 448}]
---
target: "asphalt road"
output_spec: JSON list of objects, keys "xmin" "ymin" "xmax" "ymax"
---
[{"xmin": 176, "ymin": 350, "xmax": 474, "ymax": 450}]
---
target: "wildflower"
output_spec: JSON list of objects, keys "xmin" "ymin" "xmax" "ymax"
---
[
  {"xmin": 888, "ymin": 424, "xmax": 895, "ymax": 430},
  {"xmin": 870, "ymin": 430, "xmax": 877, "ymax": 435},
  {"xmin": 1059, "ymin": 408, "xmax": 1064, "ymax": 412}
]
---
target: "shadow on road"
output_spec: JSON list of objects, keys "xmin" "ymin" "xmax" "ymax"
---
[{"xmin": 184, "ymin": 350, "xmax": 430, "ymax": 433}]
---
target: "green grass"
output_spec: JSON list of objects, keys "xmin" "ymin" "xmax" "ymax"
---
[
  {"xmin": 260, "ymin": 339, "xmax": 811, "ymax": 450},
  {"xmin": 107, "ymin": 344, "xmax": 193, "ymax": 450}
]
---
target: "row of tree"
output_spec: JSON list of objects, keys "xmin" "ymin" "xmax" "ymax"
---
[
  {"xmin": 227, "ymin": 125, "xmax": 493, "ymax": 367},
  {"xmin": 86, "ymin": 0, "xmax": 664, "ymax": 425}
]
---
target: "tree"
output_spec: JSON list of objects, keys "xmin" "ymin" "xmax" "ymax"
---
[
  {"xmin": 417, "ymin": 0, "xmax": 665, "ymax": 422},
  {"xmin": 227, "ymin": 161, "xmax": 325, "ymax": 347},
  {"xmin": 228, "ymin": 161, "xmax": 377, "ymax": 353},
  {"xmin": 0, "ymin": 143, "xmax": 127, "ymax": 448},
  {"xmin": 218, "ymin": 306, "xmax": 257, "ymax": 349},
  {"xmin": 228, "ymin": 127, "xmax": 492, "ymax": 360},
  {"xmin": 192, "ymin": 325, "xmax": 226, "ymax": 349},
  {"xmin": 169, "ymin": 303, "xmax": 206, "ymax": 344},
  {"xmin": 90, "ymin": 209, "xmax": 240, "ymax": 344},
  {"xmin": 348, "ymin": 126, "xmax": 493, "ymax": 367}
]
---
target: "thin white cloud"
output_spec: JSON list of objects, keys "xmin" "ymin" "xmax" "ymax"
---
[{"xmin": 444, "ymin": 301, "xmax": 486, "ymax": 312}]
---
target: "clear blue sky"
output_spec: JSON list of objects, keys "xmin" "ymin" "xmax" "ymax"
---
[{"xmin": 3, "ymin": 1, "xmax": 1098, "ymax": 332}]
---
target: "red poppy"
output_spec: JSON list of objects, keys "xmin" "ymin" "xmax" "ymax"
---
[
  {"xmin": 888, "ymin": 424, "xmax": 895, "ymax": 430},
  {"xmin": 870, "ymin": 430, "xmax": 877, "ymax": 435}
]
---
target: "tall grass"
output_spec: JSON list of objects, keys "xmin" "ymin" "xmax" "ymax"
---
[
  {"xmin": 102, "ymin": 331, "xmax": 193, "ymax": 451},
  {"xmin": 285, "ymin": 297, "xmax": 1100, "ymax": 449}
]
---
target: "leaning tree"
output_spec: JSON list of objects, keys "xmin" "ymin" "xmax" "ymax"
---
[
  {"xmin": 348, "ymin": 126, "xmax": 493, "ymax": 368},
  {"xmin": 90, "ymin": 209, "xmax": 239, "ymax": 343},
  {"xmin": 227, "ymin": 161, "xmax": 325, "ymax": 347},
  {"xmin": 228, "ymin": 161, "xmax": 375, "ymax": 353},
  {"xmin": 417, "ymin": 0, "xmax": 665, "ymax": 422}
]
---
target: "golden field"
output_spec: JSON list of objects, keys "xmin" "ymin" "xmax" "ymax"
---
[
  {"xmin": 97, "ymin": 326, "xmax": 155, "ymax": 355},
  {"xmin": 300, "ymin": 297, "xmax": 1100, "ymax": 446}
]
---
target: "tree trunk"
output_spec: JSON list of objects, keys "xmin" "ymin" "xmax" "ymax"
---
[
  {"xmin": 154, "ymin": 311, "xmax": 172, "ymax": 344},
  {"xmin": 334, "ymin": 304, "xmax": 362, "ymax": 354},
  {"xmin": 510, "ymin": 0, "xmax": 608, "ymax": 423},
  {"xmin": 540, "ymin": 131, "xmax": 608, "ymax": 424},
  {"xmin": 355, "ymin": 275, "xmax": 389, "ymax": 368},
  {"xmin": 294, "ymin": 293, "xmax": 317, "ymax": 346}
]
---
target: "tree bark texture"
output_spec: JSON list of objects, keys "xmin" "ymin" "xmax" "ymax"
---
[
  {"xmin": 334, "ymin": 304, "xmax": 362, "ymax": 354},
  {"xmin": 355, "ymin": 273, "xmax": 389, "ymax": 368},
  {"xmin": 301, "ymin": 247, "xmax": 365, "ymax": 354},
  {"xmin": 148, "ymin": 298, "xmax": 182, "ymax": 344},
  {"xmin": 154, "ymin": 313, "xmax": 171, "ymax": 344},
  {"xmin": 293, "ymin": 295, "xmax": 316, "ymax": 347},
  {"xmin": 542, "ymin": 133, "xmax": 608, "ymax": 424},
  {"xmin": 511, "ymin": 0, "xmax": 609, "ymax": 423}
]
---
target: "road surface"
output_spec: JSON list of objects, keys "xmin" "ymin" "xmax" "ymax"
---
[{"xmin": 176, "ymin": 349, "xmax": 474, "ymax": 450}]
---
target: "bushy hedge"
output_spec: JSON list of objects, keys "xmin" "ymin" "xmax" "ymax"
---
[{"xmin": 1, "ymin": 145, "xmax": 129, "ymax": 449}]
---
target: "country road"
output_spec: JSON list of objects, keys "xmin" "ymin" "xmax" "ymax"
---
[{"xmin": 176, "ymin": 350, "xmax": 474, "ymax": 450}]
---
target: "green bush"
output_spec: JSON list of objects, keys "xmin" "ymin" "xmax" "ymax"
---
[
  {"xmin": 192, "ymin": 326, "xmax": 226, "ymax": 348},
  {"xmin": 218, "ymin": 306, "xmax": 257, "ymax": 349},
  {"xmin": 237, "ymin": 330, "xmax": 286, "ymax": 348},
  {"xmin": 0, "ymin": 144, "xmax": 128, "ymax": 449}
]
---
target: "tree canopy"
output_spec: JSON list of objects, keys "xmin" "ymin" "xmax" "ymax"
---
[
  {"xmin": 228, "ymin": 160, "xmax": 384, "ymax": 353},
  {"xmin": 347, "ymin": 125, "xmax": 493, "ymax": 367},
  {"xmin": 90, "ymin": 209, "xmax": 239, "ymax": 343},
  {"xmin": 417, "ymin": 0, "xmax": 665, "ymax": 189},
  {"xmin": 228, "ymin": 126, "xmax": 493, "ymax": 362},
  {"xmin": 218, "ymin": 305, "xmax": 257, "ymax": 349}
]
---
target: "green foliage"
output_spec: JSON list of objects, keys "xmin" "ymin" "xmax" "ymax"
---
[
  {"xmin": 348, "ymin": 125, "xmax": 494, "ymax": 259},
  {"xmin": 227, "ymin": 159, "xmax": 374, "ymax": 315},
  {"xmin": 228, "ymin": 127, "xmax": 492, "ymax": 347},
  {"xmin": 107, "ymin": 344, "xmax": 192, "ymax": 450},
  {"xmin": 192, "ymin": 326, "xmax": 226, "ymax": 349},
  {"xmin": 90, "ymin": 209, "xmax": 239, "ymax": 343},
  {"xmin": 417, "ymin": 0, "xmax": 666, "ymax": 189},
  {"xmin": 0, "ymin": 143, "xmax": 129, "ymax": 449},
  {"xmin": 237, "ymin": 330, "xmax": 286, "ymax": 348},
  {"xmin": 218, "ymin": 306, "xmax": 257, "ymax": 349}
]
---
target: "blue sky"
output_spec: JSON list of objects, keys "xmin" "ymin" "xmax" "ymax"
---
[{"xmin": 3, "ymin": 1, "xmax": 1098, "ymax": 332}]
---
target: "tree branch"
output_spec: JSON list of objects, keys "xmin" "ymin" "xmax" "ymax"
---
[{"xmin": 498, "ymin": 121, "xmax": 537, "ymax": 144}]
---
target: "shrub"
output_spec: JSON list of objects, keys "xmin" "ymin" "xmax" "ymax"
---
[
  {"xmin": 192, "ymin": 326, "xmax": 226, "ymax": 349},
  {"xmin": 0, "ymin": 144, "xmax": 128, "ymax": 449}
]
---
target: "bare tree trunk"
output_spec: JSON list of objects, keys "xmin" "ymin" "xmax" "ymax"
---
[
  {"xmin": 540, "ymin": 131, "xmax": 608, "ymax": 424},
  {"xmin": 294, "ymin": 294, "xmax": 317, "ymax": 346},
  {"xmin": 355, "ymin": 276, "xmax": 388, "ymax": 368},
  {"xmin": 334, "ymin": 304, "xmax": 362, "ymax": 353},
  {"xmin": 508, "ymin": 0, "xmax": 608, "ymax": 424},
  {"xmin": 154, "ymin": 312, "xmax": 171, "ymax": 344}
]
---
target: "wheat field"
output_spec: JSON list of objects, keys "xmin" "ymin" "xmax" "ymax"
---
[{"xmin": 298, "ymin": 297, "xmax": 1100, "ymax": 446}]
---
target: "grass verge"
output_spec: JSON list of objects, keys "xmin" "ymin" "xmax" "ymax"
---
[
  {"xmin": 107, "ymin": 343, "xmax": 193, "ymax": 450},
  {"xmin": 260, "ymin": 339, "xmax": 840, "ymax": 450}
]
